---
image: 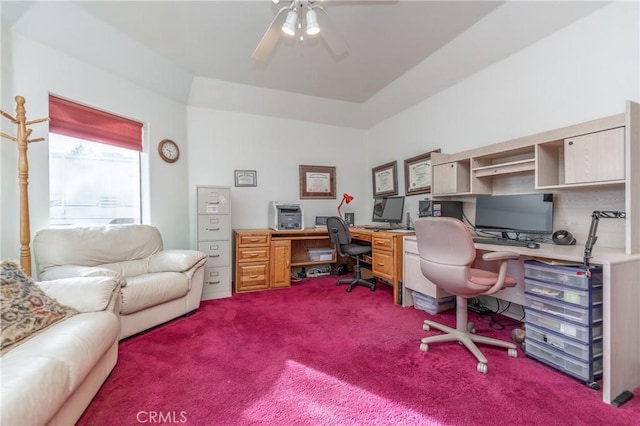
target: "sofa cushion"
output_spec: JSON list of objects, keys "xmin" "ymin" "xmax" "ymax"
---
[
  {"xmin": 0, "ymin": 311, "xmax": 118, "ymax": 425},
  {"xmin": 34, "ymin": 225, "xmax": 163, "ymax": 276},
  {"xmin": 1, "ymin": 261, "xmax": 78, "ymax": 355},
  {"xmin": 121, "ymin": 272, "xmax": 190, "ymax": 314}
]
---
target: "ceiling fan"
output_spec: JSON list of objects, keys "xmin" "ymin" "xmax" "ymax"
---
[{"xmin": 252, "ymin": 0, "xmax": 348, "ymax": 61}]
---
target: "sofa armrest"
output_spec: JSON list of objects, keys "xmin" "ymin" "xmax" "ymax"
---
[
  {"xmin": 38, "ymin": 264, "xmax": 120, "ymax": 281},
  {"xmin": 148, "ymin": 250, "xmax": 207, "ymax": 275},
  {"xmin": 36, "ymin": 276, "xmax": 122, "ymax": 313}
]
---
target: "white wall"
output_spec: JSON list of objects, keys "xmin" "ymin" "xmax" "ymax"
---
[
  {"xmin": 187, "ymin": 106, "xmax": 368, "ymax": 245},
  {"xmin": 1, "ymin": 32, "xmax": 192, "ymax": 268},
  {"xmin": 365, "ymin": 1, "xmax": 639, "ymax": 239}
]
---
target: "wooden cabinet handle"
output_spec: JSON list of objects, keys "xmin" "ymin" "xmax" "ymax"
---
[
  {"xmin": 247, "ymin": 253, "xmax": 258, "ymax": 257},
  {"xmin": 248, "ymin": 238, "xmax": 261, "ymax": 242},
  {"xmin": 249, "ymin": 274, "xmax": 259, "ymax": 279}
]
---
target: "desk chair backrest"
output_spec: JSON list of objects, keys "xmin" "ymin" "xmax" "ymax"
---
[
  {"xmin": 326, "ymin": 216, "xmax": 351, "ymax": 257},
  {"xmin": 414, "ymin": 217, "xmax": 479, "ymax": 296}
]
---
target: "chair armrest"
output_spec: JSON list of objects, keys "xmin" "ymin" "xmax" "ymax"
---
[
  {"xmin": 36, "ymin": 276, "xmax": 122, "ymax": 313},
  {"xmin": 38, "ymin": 264, "xmax": 120, "ymax": 281},
  {"xmin": 481, "ymin": 251, "xmax": 520, "ymax": 262},
  {"xmin": 148, "ymin": 250, "xmax": 207, "ymax": 274}
]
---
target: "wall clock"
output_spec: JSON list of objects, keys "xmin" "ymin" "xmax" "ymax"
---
[{"xmin": 158, "ymin": 139, "xmax": 180, "ymax": 163}]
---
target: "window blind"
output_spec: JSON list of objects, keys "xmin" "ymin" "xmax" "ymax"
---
[{"xmin": 49, "ymin": 95, "xmax": 143, "ymax": 151}]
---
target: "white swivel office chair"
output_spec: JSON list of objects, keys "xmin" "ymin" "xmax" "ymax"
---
[{"xmin": 414, "ymin": 217, "xmax": 520, "ymax": 374}]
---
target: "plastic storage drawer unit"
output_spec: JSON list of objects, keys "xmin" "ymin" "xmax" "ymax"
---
[
  {"xmin": 412, "ymin": 291, "xmax": 455, "ymax": 315},
  {"xmin": 526, "ymin": 339, "xmax": 602, "ymax": 382},
  {"xmin": 524, "ymin": 261, "xmax": 602, "ymax": 289},
  {"xmin": 525, "ymin": 278, "xmax": 603, "ymax": 307},
  {"xmin": 525, "ymin": 294, "xmax": 602, "ymax": 325},
  {"xmin": 526, "ymin": 309, "xmax": 602, "ymax": 344},
  {"xmin": 526, "ymin": 323, "xmax": 603, "ymax": 362},
  {"xmin": 307, "ymin": 248, "xmax": 335, "ymax": 261}
]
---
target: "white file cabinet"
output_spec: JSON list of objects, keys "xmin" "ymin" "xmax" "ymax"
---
[{"xmin": 197, "ymin": 186, "xmax": 232, "ymax": 300}]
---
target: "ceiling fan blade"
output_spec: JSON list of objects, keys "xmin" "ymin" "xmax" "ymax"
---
[
  {"xmin": 252, "ymin": 6, "xmax": 290, "ymax": 61},
  {"xmin": 314, "ymin": 5, "xmax": 348, "ymax": 57}
]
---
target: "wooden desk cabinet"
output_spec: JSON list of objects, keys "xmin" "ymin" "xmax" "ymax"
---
[{"xmin": 234, "ymin": 228, "xmax": 408, "ymax": 304}]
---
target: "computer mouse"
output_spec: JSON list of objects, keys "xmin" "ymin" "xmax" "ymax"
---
[{"xmin": 527, "ymin": 242, "xmax": 540, "ymax": 249}]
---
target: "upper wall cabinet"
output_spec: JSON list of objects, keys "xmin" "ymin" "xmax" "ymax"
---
[{"xmin": 430, "ymin": 100, "xmax": 639, "ymax": 255}]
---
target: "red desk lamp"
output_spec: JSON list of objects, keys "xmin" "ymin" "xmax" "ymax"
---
[{"xmin": 337, "ymin": 193, "xmax": 354, "ymax": 217}]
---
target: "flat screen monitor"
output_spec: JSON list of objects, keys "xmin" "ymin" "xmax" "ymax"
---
[
  {"xmin": 475, "ymin": 193, "xmax": 553, "ymax": 234},
  {"xmin": 372, "ymin": 196, "xmax": 405, "ymax": 224}
]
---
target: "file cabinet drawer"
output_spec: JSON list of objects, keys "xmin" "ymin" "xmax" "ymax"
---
[
  {"xmin": 372, "ymin": 249, "xmax": 393, "ymax": 280},
  {"xmin": 525, "ymin": 278, "xmax": 602, "ymax": 307},
  {"xmin": 236, "ymin": 263, "xmax": 269, "ymax": 291},
  {"xmin": 197, "ymin": 187, "xmax": 230, "ymax": 214},
  {"xmin": 197, "ymin": 215, "xmax": 230, "ymax": 240},
  {"xmin": 198, "ymin": 241, "xmax": 231, "ymax": 267}
]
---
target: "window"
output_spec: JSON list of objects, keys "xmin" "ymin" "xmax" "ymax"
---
[{"xmin": 48, "ymin": 96, "xmax": 143, "ymax": 226}]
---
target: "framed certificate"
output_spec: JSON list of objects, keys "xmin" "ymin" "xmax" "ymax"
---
[
  {"xmin": 299, "ymin": 165, "xmax": 336, "ymax": 199},
  {"xmin": 404, "ymin": 150, "xmax": 440, "ymax": 196},
  {"xmin": 372, "ymin": 161, "xmax": 398, "ymax": 197},
  {"xmin": 234, "ymin": 170, "xmax": 257, "ymax": 187}
]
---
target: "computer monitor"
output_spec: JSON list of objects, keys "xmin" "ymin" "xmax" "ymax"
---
[
  {"xmin": 475, "ymin": 193, "xmax": 554, "ymax": 235},
  {"xmin": 372, "ymin": 196, "xmax": 405, "ymax": 225}
]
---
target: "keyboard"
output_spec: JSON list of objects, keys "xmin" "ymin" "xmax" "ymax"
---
[{"xmin": 472, "ymin": 237, "xmax": 531, "ymax": 247}]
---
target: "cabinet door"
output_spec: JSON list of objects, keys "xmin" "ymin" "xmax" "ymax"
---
[
  {"xmin": 564, "ymin": 127, "xmax": 625, "ymax": 184},
  {"xmin": 432, "ymin": 162, "xmax": 470, "ymax": 195},
  {"xmin": 270, "ymin": 240, "xmax": 291, "ymax": 288}
]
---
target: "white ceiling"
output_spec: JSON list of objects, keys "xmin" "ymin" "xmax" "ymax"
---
[{"xmin": 1, "ymin": 0, "xmax": 609, "ymax": 127}]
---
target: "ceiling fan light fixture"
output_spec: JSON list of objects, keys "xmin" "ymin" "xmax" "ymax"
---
[
  {"xmin": 282, "ymin": 10, "xmax": 298, "ymax": 36},
  {"xmin": 306, "ymin": 8, "xmax": 320, "ymax": 35}
]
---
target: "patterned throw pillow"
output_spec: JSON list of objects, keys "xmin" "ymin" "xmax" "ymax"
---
[{"xmin": 1, "ymin": 261, "xmax": 78, "ymax": 355}]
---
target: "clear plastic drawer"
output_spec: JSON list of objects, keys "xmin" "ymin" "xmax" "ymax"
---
[
  {"xmin": 526, "ymin": 324, "xmax": 602, "ymax": 362},
  {"xmin": 526, "ymin": 339, "xmax": 602, "ymax": 382},
  {"xmin": 526, "ymin": 310, "xmax": 602, "ymax": 344},
  {"xmin": 525, "ymin": 278, "xmax": 602, "ymax": 308},
  {"xmin": 524, "ymin": 261, "xmax": 602, "ymax": 289},
  {"xmin": 525, "ymin": 294, "xmax": 602, "ymax": 325}
]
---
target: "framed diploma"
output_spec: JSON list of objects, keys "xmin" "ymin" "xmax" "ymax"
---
[
  {"xmin": 372, "ymin": 161, "xmax": 398, "ymax": 197},
  {"xmin": 404, "ymin": 150, "xmax": 440, "ymax": 196},
  {"xmin": 299, "ymin": 165, "xmax": 336, "ymax": 199},
  {"xmin": 234, "ymin": 170, "xmax": 257, "ymax": 187}
]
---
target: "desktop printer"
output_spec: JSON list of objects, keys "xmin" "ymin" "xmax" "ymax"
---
[{"xmin": 269, "ymin": 201, "xmax": 305, "ymax": 230}]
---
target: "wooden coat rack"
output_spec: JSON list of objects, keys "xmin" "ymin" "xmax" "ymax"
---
[{"xmin": 1, "ymin": 96, "xmax": 49, "ymax": 276}]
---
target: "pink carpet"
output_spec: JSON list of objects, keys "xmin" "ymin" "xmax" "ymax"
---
[{"xmin": 79, "ymin": 276, "xmax": 640, "ymax": 425}]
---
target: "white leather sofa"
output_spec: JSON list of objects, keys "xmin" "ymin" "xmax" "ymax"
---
[
  {"xmin": 33, "ymin": 224, "xmax": 207, "ymax": 339},
  {"xmin": 0, "ymin": 275, "xmax": 121, "ymax": 426}
]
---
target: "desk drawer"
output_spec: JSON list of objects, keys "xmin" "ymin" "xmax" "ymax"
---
[
  {"xmin": 236, "ymin": 262, "xmax": 269, "ymax": 292},
  {"xmin": 350, "ymin": 230, "xmax": 371, "ymax": 242},
  {"xmin": 372, "ymin": 249, "xmax": 394, "ymax": 280},
  {"xmin": 237, "ymin": 232, "xmax": 270, "ymax": 247},
  {"xmin": 237, "ymin": 247, "xmax": 269, "ymax": 262},
  {"xmin": 372, "ymin": 234, "xmax": 393, "ymax": 251}
]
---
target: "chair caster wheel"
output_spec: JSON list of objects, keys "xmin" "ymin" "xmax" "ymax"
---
[
  {"xmin": 467, "ymin": 322, "xmax": 476, "ymax": 334},
  {"xmin": 346, "ymin": 287, "xmax": 353, "ymax": 292},
  {"xmin": 477, "ymin": 362, "xmax": 488, "ymax": 374},
  {"xmin": 508, "ymin": 348, "xmax": 518, "ymax": 358},
  {"xmin": 420, "ymin": 343, "xmax": 429, "ymax": 352},
  {"xmin": 335, "ymin": 281, "xmax": 340, "ymax": 286},
  {"xmin": 370, "ymin": 286, "xmax": 375, "ymax": 291},
  {"xmin": 423, "ymin": 323, "xmax": 430, "ymax": 332},
  {"xmin": 586, "ymin": 382, "xmax": 600, "ymax": 390}
]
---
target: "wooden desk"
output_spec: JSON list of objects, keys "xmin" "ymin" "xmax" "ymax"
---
[
  {"xmin": 234, "ymin": 228, "xmax": 411, "ymax": 304},
  {"xmin": 403, "ymin": 236, "xmax": 640, "ymax": 406}
]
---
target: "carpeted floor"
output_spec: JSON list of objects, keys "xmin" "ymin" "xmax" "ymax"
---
[{"xmin": 78, "ymin": 276, "xmax": 640, "ymax": 425}]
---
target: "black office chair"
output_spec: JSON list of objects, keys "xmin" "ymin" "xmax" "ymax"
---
[{"xmin": 326, "ymin": 216, "xmax": 376, "ymax": 292}]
